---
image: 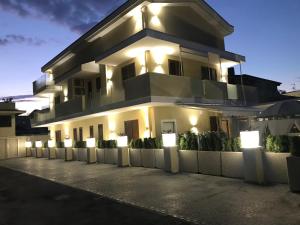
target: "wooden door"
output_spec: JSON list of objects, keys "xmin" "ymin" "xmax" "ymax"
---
[
  {"xmin": 124, "ymin": 120, "xmax": 139, "ymax": 142},
  {"xmin": 55, "ymin": 130, "xmax": 62, "ymax": 142},
  {"xmin": 98, "ymin": 124, "xmax": 104, "ymax": 141}
]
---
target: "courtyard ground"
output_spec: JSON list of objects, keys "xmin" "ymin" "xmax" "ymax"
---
[{"xmin": 0, "ymin": 158, "xmax": 300, "ymax": 225}]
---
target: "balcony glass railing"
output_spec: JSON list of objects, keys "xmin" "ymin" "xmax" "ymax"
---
[{"xmin": 33, "ymin": 74, "xmax": 54, "ymax": 94}]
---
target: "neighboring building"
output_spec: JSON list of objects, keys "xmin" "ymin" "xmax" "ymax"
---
[
  {"xmin": 32, "ymin": 0, "xmax": 284, "ymax": 141},
  {"xmin": 284, "ymin": 90, "xmax": 300, "ymax": 98},
  {"xmin": 0, "ymin": 101, "xmax": 48, "ymax": 160}
]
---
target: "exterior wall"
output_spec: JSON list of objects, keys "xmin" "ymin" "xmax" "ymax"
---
[
  {"xmin": 147, "ymin": 6, "xmax": 225, "ymax": 49},
  {"xmin": 49, "ymin": 106, "xmax": 218, "ymax": 142},
  {"xmin": 152, "ymin": 106, "xmax": 219, "ymax": 137},
  {"xmin": 0, "ymin": 115, "xmax": 16, "ymax": 137}
]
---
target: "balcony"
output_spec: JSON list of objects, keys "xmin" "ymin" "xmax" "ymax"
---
[
  {"xmin": 33, "ymin": 74, "xmax": 62, "ymax": 96},
  {"xmin": 55, "ymin": 96, "xmax": 85, "ymax": 118},
  {"xmin": 124, "ymin": 73, "xmax": 258, "ymax": 105}
]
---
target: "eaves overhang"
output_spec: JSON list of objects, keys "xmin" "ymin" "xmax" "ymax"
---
[{"xmin": 41, "ymin": 0, "xmax": 234, "ymax": 72}]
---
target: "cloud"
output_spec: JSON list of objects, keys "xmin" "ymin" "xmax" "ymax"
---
[
  {"xmin": 0, "ymin": 0, "xmax": 126, "ymax": 33},
  {"xmin": 0, "ymin": 34, "xmax": 46, "ymax": 46}
]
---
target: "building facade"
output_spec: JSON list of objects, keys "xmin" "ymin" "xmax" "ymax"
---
[{"xmin": 32, "ymin": 0, "xmax": 276, "ymax": 143}]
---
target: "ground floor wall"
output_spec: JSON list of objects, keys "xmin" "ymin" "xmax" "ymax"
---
[{"xmin": 49, "ymin": 105, "xmax": 222, "ymax": 142}]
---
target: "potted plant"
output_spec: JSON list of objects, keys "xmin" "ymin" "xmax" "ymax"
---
[
  {"xmin": 129, "ymin": 139, "xmax": 143, "ymax": 167},
  {"xmin": 142, "ymin": 138, "xmax": 157, "ymax": 168},
  {"xmin": 287, "ymin": 136, "xmax": 300, "ymax": 192},
  {"xmin": 55, "ymin": 141, "xmax": 65, "ymax": 159},
  {"xmin": 178, "ymin": 132, "xmax": 199, "ymax": 173},
  {"xmin": 198, "ymin": 132, "xmax": 222, "ymax": 176},
  {"xmin": 74, "ymin": 141, "xmax": 87, "ymax": 161},
  {"xmin": 104, "ymin": 140, "xmax": 117, "ymax": 164}
]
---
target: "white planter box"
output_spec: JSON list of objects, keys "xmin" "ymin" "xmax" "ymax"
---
[
  {"xmin": 75, "ymin": 148, "xmax": 87, "ymax": 161},
  {"xmin": 117, "ymin": 147, "xmax": 129, "ymax": 167},
  {"xmin": 129, "ymin": 149, "xmax": 142, "ymax": 167},
  {"xmin": 55, "ymin": 148, "xmax": 65, "ymax": 159},
  {"xmin": 264, "ymin": 152, "xmax": 290, "ymax": 184},
  {"xmin": 164, "ymin": 147, "xmax": 179, "ymax": 173},
  {"xmin": 65, "ymin": 148, "xmax": 73, "ymax": 161},
  {"xmin": 141, "ymin": 149, "xmax": 156, "ymax": 168},
  {"xmin": 221, "ymin": 152, "xmax": 244, "ymax": 179},
  {"xmin": 104, "ymin": 148, "xmax": 117, "ymax": 164},
  {"xmin": 154, "ymin": 149, "xmax": 164, "ymax": 169},
  {"xmin": 96, "ymin": 148, "xmax": 105, "ymax": 163},
  {"xmin": 179, "ymin": 150, "xmax": 198, "ymax": 173},
  {"xmin": 36, "ymin": 148, "xmax": 43, "ymax": 158},
  {"xmin": 287, "ymin": 156, "xmax": 300, "ymax": 192},
  {"xmin": 42, "ymin": 148, "xmax": 49, "ymax": 158},
  {"xmin": 87, "ymin": 148, "xmax": 96, "ymax": 164},
  {"xmin": 31, "ymin": 148, "xmax": 36, "ymax": 157},
  {"xmin": 198, "ymin": 151, "xmax": 222, "ymax": 176},
  {"xmin": 48, "ymin": 148, "xmax": 56, "ymax": 159}
]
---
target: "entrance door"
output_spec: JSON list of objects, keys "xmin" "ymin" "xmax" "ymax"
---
[{"xmin": 124, "ymin": 120, "xmax": 139, "ymax": 141}]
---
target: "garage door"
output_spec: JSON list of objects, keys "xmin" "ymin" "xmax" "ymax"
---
[
  {"xmin": 0, "ymin": 139, "xmax": 6, "ymax": 160},
  {"xmin": 7, "ymin": 138, "xmax": 18, "ymax": 158}
]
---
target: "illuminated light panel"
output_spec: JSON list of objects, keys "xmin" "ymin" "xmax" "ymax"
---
[
  {"xmin": 240, "ymin": 131, "xmax": 260, "ymax": 149},
  {"xmin": 189, "ymin": 116, "xmax": 198, "ymax": 126},
  {"xmin": 86, "ymin": 138, "xmax": 96, "ymax": 148},
  {"xmin": 35, "ymin": 141, "xmax": 43, "ymax": 148},
  {"xmin": 64, "ymin": 138, "xmax": 73, "ymax": 148},
  {"xmin": 48, "ymin": 140, "xmax": 55, "ymax": 148},
  {"xmin": 25, "ymin": 141, "xmax": 32, "ymax": 148},
  {"xmin": 162, "ymin": 133, "xmax": 177, "ymax": 147},
  {"xmin": 117, "ymin": 136, "xmax": 128, "ymax": 147}
]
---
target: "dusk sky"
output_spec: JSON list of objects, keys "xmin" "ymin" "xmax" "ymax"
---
[{"xmin": 0, "ymin": 0, "xmax": 299, "ymax": 97}]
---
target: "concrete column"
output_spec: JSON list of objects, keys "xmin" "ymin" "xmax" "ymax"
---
[
  {"xmin": 26, "ymin": 148, "xmax": 31, "ymax": 157},
  {"xmin": 65, "ymin": 148, "xmax": 73, "ymax": 161},
  {"xmin": 87, "ymin": 147, "xmax": 97, "ymax": 164},
  {"xmin": 36, "ymin": 148, "xmax": 43, "ymax": 158},
  {"xmin": 164, "ymin": 147, "xmax": 179, "ymax": 173},
  {"xmin": 243, "ymin": 148, "xmax": 265, "ymax": 184},
  {"xmin": 117, "ymin": 147, "xmax": 130, "ymax": 167},
  {"xmin": 48, "ymin": 148, "xmax": 56, "ymax": 160}
]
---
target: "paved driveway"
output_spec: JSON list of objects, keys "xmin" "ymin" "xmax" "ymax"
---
[{"xmin": 0, "ymin": 158, "xmax": 300, "ymax": 225}]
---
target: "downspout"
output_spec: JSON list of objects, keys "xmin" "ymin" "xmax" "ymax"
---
[{"xmin": 239, "ymin": 61, "xmax": 247, "ymax": 106}]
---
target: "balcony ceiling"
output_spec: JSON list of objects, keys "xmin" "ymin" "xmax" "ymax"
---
[{"xmin": 97, "ymin": 36, "xmax": 180, "ymax": 66}]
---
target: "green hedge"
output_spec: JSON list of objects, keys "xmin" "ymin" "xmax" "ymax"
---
[
  {"xmin": 178, "ymin": 131, "xmax": 240, "ymax": 152},
  {"xmin": 74, "ymin": 141, "xmax": 86, "ymax": 148},
  {"xmin": 97, "ymin": 140, "xmax": 117, "ymax": 148},
  {"xmin": 129, "ymin": 138, "xmax": 162, "ymax": 149}
]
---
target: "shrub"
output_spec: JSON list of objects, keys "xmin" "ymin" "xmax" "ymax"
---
[
  {"xmin": 266, "ymin": 135, "xmax": 289, "ymax": 153},
  {"xmin": 97, "ymin": 140, "xmax": 116, "ymax": 148},
  {"xmin": 56, "ymin": 141, "xmax": 64, "ymax": 148},
  {"xmin": 43, "ymin": 141, "xmax": 48, "ymax": 148},
  {"xmin": 130, "ymin": 139, "xmax": 144, "ymax": 149},
  {"xmin": 74, "ymin": 141, "xmax": 86, "ymax": 148},
  {"xmin": 179, "ymin": 131, "xmax": 198, "ymax": 150},
  {"xmin": 289, "ymin": 136, "xmax": 300, "ymax": 157},
  {"xmin": 144, "ymin": 138, "xmax": 157, "ymax": 149},
  {"xmin": 155, "ymin": 137, "xmax": 162, "ymax": 149}
]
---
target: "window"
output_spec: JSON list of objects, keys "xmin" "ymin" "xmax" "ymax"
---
[
  {"xmin": 87, "ymin": 81, "xmax": 92, "ymax": 96},
  {"xmin": 79, "ymin": 127, "xmax": 83, "ymax": 141},
  {"xmin": 98, "ymin": 124, "xmax": 104, "ymax": 141},
  {"xmin": 74, "ymin": 79, "xmax": 85, "ymax": 96},
  {"xmin": 89, "ymin": 126, "xmax": 94, "ymax": 138},
  {"xmin": 168, "ymin": 59, "xmax": 181, "ymax": 76},
  {"xmin": 121, "ymin": 63, "xmax": 136, "ymax": 81},
  {"xmin": 124, "ymin": 120, "xmax": 139, "ymax": 141},
  {"xmin": 96, "ymin": 77, "xmax": 101, "ymax": 92},
  {"xmin": 201, "ymin": 66, "xmax": 217, "ymax": 81},
  {"xmin": 73, "ymin": 128, "xmax": 78, "ymax": 142},
  {"xmin": 55, "ymin": 130, "xmax": 62, "ymax": 142},
  {"xmin": 0, "ymin": 116, "xmax": 11, "ymax": 127},
  {"xmin": 161, "ymin": 120, "xmax": 176, "ymax": 134},
  {"xmin": 55, "ymin": 95, "xmax": 61, "ymax": 105},
  {"xmin": 210, "ymin": 116, "xmax": 219, "ymax": 132}
]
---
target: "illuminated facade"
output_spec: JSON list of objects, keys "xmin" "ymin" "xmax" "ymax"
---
[{"xmin": 32, "ymin": 0, "xmax": 265, "ymax": 142}]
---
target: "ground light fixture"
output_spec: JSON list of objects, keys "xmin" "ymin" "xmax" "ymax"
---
[
  {"xmin": 25, "ymin": 141, "xmax": 32, "ymax": 148},
  {"xmin": 48, "ymin": 140, "xmax": 55, "ymax": 148},
  {"xmin": 86, "ymin": 138, "xmax": 96, "ymax": 148},
  {"xmin": 35, "ymin": 141, "xmax": 43, "ymax": 148},
  {"xmin": 117, "ymin": 136, "xmax": 128, "ymax": 148},
  {"xmin": 162, "ymin": 133, "xmax": 177, "ymax": 147},
  {"xmin": 64, "ymin": 138, "xmax": 73, "ymax": 148},
  {"xmin": 240, "ymin": 131, "xmax": 260, "ymax": 149}
]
